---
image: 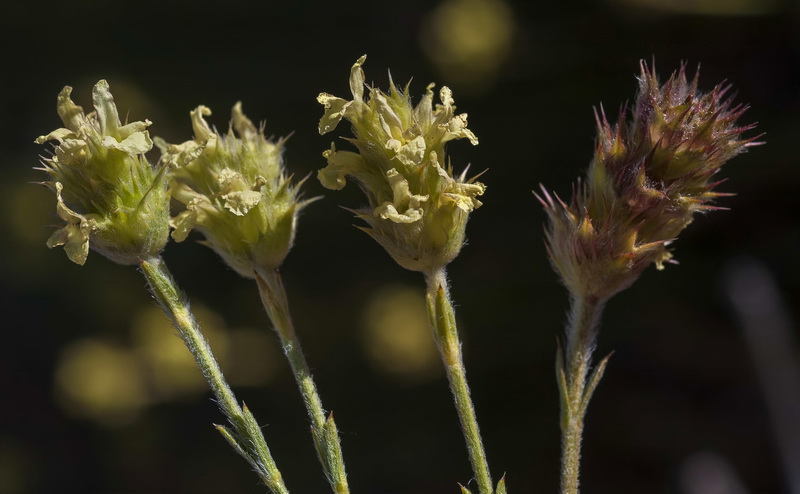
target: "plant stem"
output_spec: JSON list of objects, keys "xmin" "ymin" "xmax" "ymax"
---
[
  {"xmin": 140, "ymin": 256, "xmax": 289, "ymax": 494},
  {"xmin": 425, "ymin": 268, "xmax": 494, "ymax": 494},
  {"xmin": 256, "ymin": 269, "xmax": 349, "ymax": 494},
  {"xmin": 558, "ymin": 295, "xmax": 607, "ymax": 494}
]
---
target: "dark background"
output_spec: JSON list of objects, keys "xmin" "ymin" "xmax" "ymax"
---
[{"xmin": 1, "ymin": 0, "xmax": 799, "ymax": 493}]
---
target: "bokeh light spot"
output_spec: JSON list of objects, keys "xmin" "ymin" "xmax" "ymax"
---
[
  {"xmin": 54, "ymin": 339, "xmax": 148, "ymax": 426},
  {"xmin": 421, "ymin": 0, "xmax": 517, "ymax": 93},
  {"xmin": 360, "ymin": 285, "xmax": 439, "ymax": 382}
]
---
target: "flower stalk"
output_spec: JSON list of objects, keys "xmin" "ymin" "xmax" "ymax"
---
[
  {"xmin": 426, "ymin": 268, "xmax": 493, "ymax": 494},
  {"xmin": 256, "ymin": 269, "xmax": 349, "ymax": 494},
  {"xmin": 140, "ymin": 257, "xmax": 289, "ymax": 494},
  {"xmin": 556, "ymin": 296, "xmax": 609, "ymax": 494}
]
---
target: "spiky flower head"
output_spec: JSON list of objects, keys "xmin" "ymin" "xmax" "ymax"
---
[
  {"xmin": 35, "ymin": 80, "xmax": 170, "ymax": 266},
  {"xmin": 539, "ymin": 62, "xmax": 759, "ymax": 301},
  {"xmin": 158, "ymin": 104, "xmax": 306, "ymax": 279},
  {"xmin": 317, "ymin": 55, "xmax": 486, "ymax": 274}
]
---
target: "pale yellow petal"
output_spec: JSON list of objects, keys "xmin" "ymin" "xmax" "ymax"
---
[
  {"xmin": 415, "ymin": 83, "xmax": 435, "ymax": 131},
  {"xmin": 92, "ymin": 80, "xmax": 121, "ymax": 137},
  {"xmin": 156, "ymin": 137, "xmax": 208, "ymax": 169},
  {"xmin": 374, "ymin": 91, "xmax": 403, "ymax": 135},
  {"xmin": 55, "ymin": 86, "xmax": 87, "ymax": 134},
  {"xmin": 386, "ymin": 138, "xmax": 402, "ymax": 153},
  {"xmin": 170, "ymin": 208, "xmax": 198, "ymax": 242},
  {"xmin": 170, "ymin": 181, "xmax": 207, "ymax": 205},
  {"xmin": 318, "ymin": 144, "xmax": 365, "ymax": 190},
  {"xmin": 222, "ymin": 189, "xmax": 262, "ymax": 216},
  {"xmin": 117, "ymin": 119, "xmax": 152, "ymax": 140},
  {"xmin": 48, "ymin": 182, "xmax": 94, "ymax": 265},
  {"xmin": 439, "ymin": 86, "xmax": 454, "ymax": 107},
  {"xmin": 55, "ymin": 138, "xmax": 88, "ymax": 165},
  {"xmin": 317, "ymin": 94, "xmax": 351, "ymax": 135},
  {"xmin": 444, "ymin": 113, "xmax": 479, "ymax": 145},
  {"xmin": 350, "ymin": 55, "xmax": 367, "ymax": 102},
  {"xmin": 105, "ymin": 130, "xmax": 153, "ymax": 155},
  {"xmin": 375, "ymin": 168, "xmax": 428, "ymax": 223},
  {"xmin": 191, "ymin": 105, "xmax": 214, "ymax": 140},
  {"xmin": 375, "ymin": 202, "xmax": 423, "ymax": 223},
  {"xmin": 217, "ymin": 168, "xmax": 249, "ymax": 191},
  {"xmin": 35, "ymin": 128, "xmax": 75, "ymax": 144},
  {"xmin": 232, "ymin": 102, "xmax": 258, "ymax": 140},
  {"xmin": 396, "ymin": 136, "xmax": 427, "ymax": 167}
]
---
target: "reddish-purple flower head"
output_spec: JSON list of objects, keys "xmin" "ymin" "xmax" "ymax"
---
[{"xmin": 539, "ymin": 62, "xmax": 761, "ymax": 301}]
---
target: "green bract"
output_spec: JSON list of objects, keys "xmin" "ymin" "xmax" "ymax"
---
[
  {"xmin": 158, "ymin": 104, "xmax": 305, "ymax": 279},
  {"xmin": 35, "ymin": 80, "xmax": 170, "ymax": 265},
  {"xmin": 318, "ymin": 55, "xmax": 486, "ymax": 273}
]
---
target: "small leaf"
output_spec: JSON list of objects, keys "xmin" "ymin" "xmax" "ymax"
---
[
  {"xmin": 215, "ymin": 424, "xmax": 248, "ymax": 459},
  {"xmin": 580, "ymin": 352, "xmax": 613, "ymax": 416},
  {"xmin": 216, "ymin": 424, "xmax": 270, "ymax": 481},
  {"xmin": 458, "ymin": 483, "xmax": 473, "ymax": 494},
  {"xmin": 495, "ymin": 475, "xmax": 507, "ymax": 494},
  {"xmin": 555, "ymin": 341, "xmax": 570, "ymax": 429},
  {"xmin": 323, "ymin": 413, "xmax": 349, "ymax": 491},
  {"xmin": 241, "ymin": 402, "xmax": 271, "ymax": 462}
]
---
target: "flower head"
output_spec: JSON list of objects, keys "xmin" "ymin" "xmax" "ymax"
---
[
  {"xmin": 539, "ymin": 62, "xmax": 759, "ymax": 301},
  {"xmin": 318, "ymin": 55, "xmax": 486, "ymax": 273},
  {"xmin": 35, "ymin": 80, "xmax": 170, "ymax": 265},
  {"xmin": 158, "ymin": 104, "xmax": 306, "ymax": 279}
]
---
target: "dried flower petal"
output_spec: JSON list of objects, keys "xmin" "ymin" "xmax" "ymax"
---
[{"xmin": 46, "ymin": 183, "xmax": 96, "ymax": 265}]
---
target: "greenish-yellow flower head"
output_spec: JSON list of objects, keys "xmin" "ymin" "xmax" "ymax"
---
[
  {"xmin": 318, "ymin": 55, "xmax": 486, "ymax": 273},
  {"xmin": 158, "ymin": 104, "xmax": 305, "ymax": 279},
  {"xmin": 539, "ymin": 63, "xmax": 759, "ymax": 301},
  {"xmin": 35, "ymin": 80, "xmax": 170, "ymax": 266}
]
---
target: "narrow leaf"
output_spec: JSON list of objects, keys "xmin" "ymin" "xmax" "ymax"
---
[
  {"xmin": 324, "ymin": 413, "xmax": 348, "ymax": 490},
  {"xmin": 215, "ymin": 424, "xmax": 248, "ymax": 459},
  {"xmin": 580, "ymin": 352, "xmax": 613, "ymax": 416},
  {"xmin": 495, "ymin": 475, "xmax": 507, "ymax": 494},
  {"xmin": 241, "ymin": 403, "xmax": 270, "ymax": 461},
  {"xmin": 555, "ymin": 341, "xmax": 571, "ymax": 429}
]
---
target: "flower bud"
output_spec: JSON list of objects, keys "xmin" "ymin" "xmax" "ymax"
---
[
  {"xmin": 318, "ymin": 55, "xmax": 486, "ymax": 273},
  {"xmin": 539, "ymin": 62, "xmax": 760, "ymax": 301},
  {"xmin": 35, "ymin": 80, "xmax": 170, "ymax": 265},
  {"xmin": 158, "ymin": 104, "xmax": 305, "ymax": 279}
]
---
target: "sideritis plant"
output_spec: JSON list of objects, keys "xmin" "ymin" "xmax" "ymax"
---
[{"xmin": 538, "ymin": 62, "xmax": 760, "ymax": 494}]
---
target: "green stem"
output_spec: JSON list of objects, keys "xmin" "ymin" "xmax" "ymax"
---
[
  {"xmin": 558, "ymin": 295, "xmax": 607, "ymax": 494},
  {"xmin": 256, "ymin": 269, "xmax": 349, "ymax": 494},
  {"xmin": 140, "ymin": 256, "xmax": 289, "ymax": 494},
  {"xmin": 425, "ymin": 268, "xmax": 494, "ymax": 494}
]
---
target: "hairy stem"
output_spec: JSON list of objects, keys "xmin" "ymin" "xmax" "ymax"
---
[
  {"xmin": 425, "ymin": 268, "xmax": 494, "ymax": 494},
  {"xmin": 140, "ymin": 256, "xmax": 289, "ymax": 494},
  {"xmin": 256, "ymin": 269, "xmax": 349, "ymax": 494},
  {"xmin": 558, "ymin": 295, "xmax": 607, "ymax": 494}
]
